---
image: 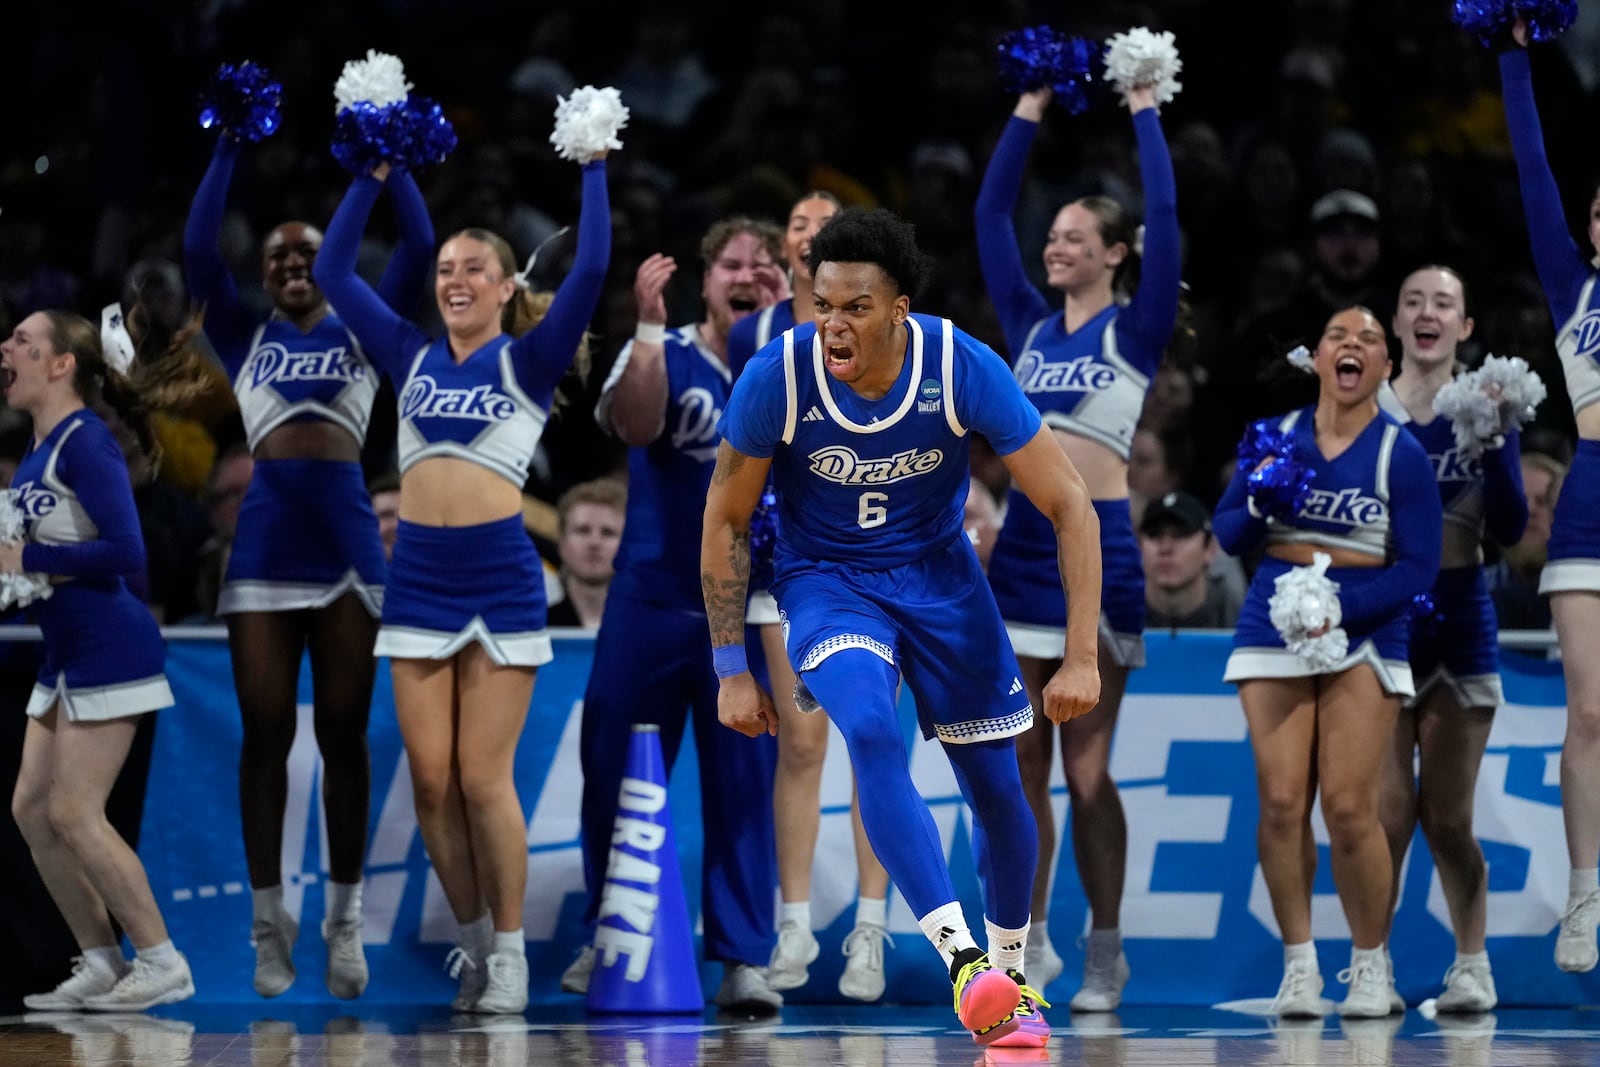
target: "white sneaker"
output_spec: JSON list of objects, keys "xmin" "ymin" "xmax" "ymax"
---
[
  {"xmin": 559, "ymin": 944, "xmax": 594, "ymax": 995},
  {"xmin": 1435, "ymin": 959, "xmax": 1498, "ymax": 1013},
  {"xmin": 251, "ymin": 915, "xmax": 298, "ymax": 997},
  {"xmin": 323, "ymin": 918, "xmax": 368, "ymax": 999},
  {"xmin": 1270, "ymin": 959, "xmax": 1326, "ymax": 1018},
  {"xmin": 80, "ymin": 954, "xmax": 195, "ymax": 1011},
  {"xmin": 1556, "ymin": 890, "xmax": 1600, "ymax": 973},
  {"xmin": 838, "ymin": 923, "xmax": 892, "ymax": 1001},
  {"xmin": 714, "ymin": 963, "xmax": 782, "ymax": 1013},
  {"xmin": 474, "ymin": 951, "xmax": 529, "ymax": 1015},
  {"xmin": 767, "ymin": 919, "xmax": 820, "ymax": 991},
  {"xmin": 1024, "ymin": 935, "xmax": 1064, "ymax": 991},
  {"xmin": 1069, "ymin": 939, "xmax": 1129, "ymax": 1011},
  {"xmin": 1338, "ymin": 958, "xmax": 1392, "ymax": 1018},
  {"xmin": 446, "ymin": 946, "xmax": 486, "ymax": 1012},
  {"xmin": 23, "ymin": 955, "xmax": 127, "ymax": 1010}
]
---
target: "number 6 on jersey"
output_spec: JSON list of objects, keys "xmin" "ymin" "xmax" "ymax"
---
[{"xmin": 858, "ymin": 491, "xmax": 888, "ymax": 529}]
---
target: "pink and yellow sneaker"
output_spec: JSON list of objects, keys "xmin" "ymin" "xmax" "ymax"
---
[
  {"xmin": 988, "ymin": 973, "xmax": 1051, "ymax": 1048},
  {"xmin": 953, "ymin": 953, "xmax": 1020, "ymax": 1046}
]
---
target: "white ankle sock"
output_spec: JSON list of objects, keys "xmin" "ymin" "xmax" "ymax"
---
[
  {"xmin": 137, "ymin": 940, "xmax": 180, "ymax": 968},
  {"xmin": 782, "ymin": 901, "xmax": 811, "ymax": 929},
  {"xmin": 1350, "ymin": 945, "xmax": 1385, "ymax": 972},
  {"xmin": 83, "ymin": 945, "xmax": 125, "ymax": 975},
  {"xmin": 493, "ymin": 930, "xmax": 525, "ymax": 957},
  {"xmin": 855, "ymin": 896, "xmax": 887, "ymax": 929},
  {"xmin": 918, "ymin": 902, "xmax": 976, "ymax": 967},
  {"xmin": 1087, "ymin": 927, "xmax": 1122, "ymax": 952},
  {"xmin": 326, "ymin": 881, "xmax": 362, "ymax": 924},
  {"xmin": 1570, "ymin": 868, "xmax": 1598, "ymax": 899},
  {"xmin": 459, "ymin": 913, "xmax": 493, "ymax": 958},
  {"xmin": 985, "ymin": 919, "xmax": 1028, "ymax": 974},
  {"xmin": 251, "ymin": 886, "xmax": 288, "ymax": 925},
  {"xmin": 1284, "ymin": 940, "xmax": 1317, "ymax": 967},
  {"xmin": 1454, "ymin": 950, "xmax": 1489, "ymax": 968}
]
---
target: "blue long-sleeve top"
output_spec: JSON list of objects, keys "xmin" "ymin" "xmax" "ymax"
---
[
  {"xmin": 1213, "ymin": 406, "xmax": 1443, "ymax": 629},
  {"xmin": 1481, "ymin": 431, "xmax": 1529, "ymax": 546},
  {"xmin": 975, "ymin": 108, "xmax": 1181, "ymax": 375},
  {"xmin": 15, "ymin": 410, "xmax": 145, "ymax": 582},
  {"xmin": 1501, "ymin": 48, "xmax": 1600, "ymax": 416},
  {"xmin": 182, "ymin": 139, "xmax": 435, "ymax": 374}
]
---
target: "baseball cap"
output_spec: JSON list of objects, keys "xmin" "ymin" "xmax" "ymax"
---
[
  {"xmin": 1310, "ymin": 189, "xmax": 1379, "ymax": 227},
  {"xmin": 1140, "ymin": 491, "xmax": 1212, "ymax": 537}
]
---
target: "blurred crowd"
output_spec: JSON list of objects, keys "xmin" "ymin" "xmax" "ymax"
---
[{"xmin": 5, "ymin": 0, "xmax": 1597, "ymax": 633}]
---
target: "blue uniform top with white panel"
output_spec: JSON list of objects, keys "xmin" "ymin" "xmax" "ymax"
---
[
  {"xmin": 720, "ymin": 315, "xmax": 1041, "ymax": 571},
  {"xmin": 15, "ymin": 410, "xmax": 173, "ymax": 721},
  {"xmin": 598, "ymin": 323, "xmax": 733, "ymax": 609},
  {"xmin": 1501, "ymin": 48, "xmax": 1600, "ymax": 594}
]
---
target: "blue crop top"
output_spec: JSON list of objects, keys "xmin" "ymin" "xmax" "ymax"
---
[{"xmin": 313, "ymin": 162, "xmax": 611, "ymax": 489}]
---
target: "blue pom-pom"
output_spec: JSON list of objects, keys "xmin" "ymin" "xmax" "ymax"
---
[
  {"xmin": 995, "ymin": 25, "xmax": 1101, "ymax": 114},
  {"xmin": 1521, "ymin": 0, "xmax": 1578, "ymax": 41},
  {"xmin": 1451, "ymin": 0, "xmax": 1510, "ymax": 46},
  {"xmin": 1236, "ymin": 419, "xmax": 1315, "ymax": 521},
  {"xmin": 331, "ymin": 93, "xmax": 456, "ymax": 175},
  {"xmin": 1235, "ymin": 420, "xmax": 1298, "ymax": 472},
  {"xmin": 198, "ymin": 61, "xmax": 282, "ymax": 143},
  {"xmin": 749, "ymin": 487, "xmax": 779, "ymax": 590}
]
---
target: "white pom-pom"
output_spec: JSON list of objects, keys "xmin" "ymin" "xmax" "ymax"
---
[
  {"xmin": 1433, "ymin": 354, "xmax": 1546, "ymax": 458},
  {"xmin": 549, "ymin": 85, "xmax": 629, "ymax": 163},
  {"xmin": 333, "ymin": 49, "xmax": 412, "ymax": 113},
  {"xmin": 1269, "ymin": 551, "xmax": 1347, "ymax": 671},
  {"xmin": 1285, "ymin": 345, "xmax": 1315, "ymax": 375},
  {"xmin": 0, "ymin": 492, "xmax": 52, "ymax": 611},
  {"xmin": 1103, "ymin": 27, "xmax": 1183, "ymax": 106}
]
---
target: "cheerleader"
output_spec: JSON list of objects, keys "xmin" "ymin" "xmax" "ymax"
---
[
  {"xmin": 1499, "ymin": 16, "xmax": 1600, "ymax": 974},
  {"xmin": 4, "ymin": 311, "xmax": 199, "ymax": 1011},
  {"xmin": 1375, "ymin": 265, "xmax": 1528, "ymax": 1012},
  {"xmin": 974, "ymin": 75, "xmax": 1181, "ymax": 1007},
  {"xmin": 724, "ymin": 190, "xmax": 896, "ymax": 1002},
  {"xmin": 182, "ymin": 118, "xmax": 434, "ymax": 1001},
  {"xmin": 1217, "ymin": 306, "xmax": 1441, "ymax": 1018},
  {"xmin": 314, "ymin": 138, "xmax": 610, "ymax": 1013}
]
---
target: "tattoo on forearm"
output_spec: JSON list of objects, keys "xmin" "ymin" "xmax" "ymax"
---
[{"xmin": 702, "ymin": 529, "xmax": 750, "ymax": 648}]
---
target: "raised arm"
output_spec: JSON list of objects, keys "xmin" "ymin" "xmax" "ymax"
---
[
  {"xmin": 1116, "ymin": 97, "xmax": 1181, "ymax": 374},
  {"xmin": 508, "ymin": 160, "xmax": 612, "ymax": 397},
  {"xmin": 181, "ymin": 139, "xmax": 256, "ymax": 367},
  {"xmin": 1499, "ymin": 46, "xmax": 1593, "ymax": 320},
  {"xmin": 1000, "ymin": 425, "xmax": 1103, "ymax": 721},
  {"xmin": 596, "ymin": 253, "xmax": 675, "ymax": 446},
  {"xmin": 372, "ymin": 168, "xmax": 436, "ymax": 316},
  {"xmin": 702, "ymin": 440, "xmax": 777, "ymax": 737},
  {"xmin": 20, "ymin": 426, "xmax": 144, "ymax": 580},
  {"xmin": 975, "ymin": 91, "xmax": 1055, "ymax": 359},
  {"xmin": 313, "ymin": 172, "xmax": 430, "ymax": 382}
]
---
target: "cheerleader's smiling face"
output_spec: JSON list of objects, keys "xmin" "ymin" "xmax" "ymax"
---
[
  {"xmin": 436, "ymin": 235, "xmax": 515, "ymax": 339},
  {"xmin": 1393, "ymin": 266, "xmax": 1473, "ymax": 371},
  {"xmin": 262, "ymin": 223, "xmax": 324, "ymax": 316},
  {"xmin": 1043, "ymin": 202, "xmax": 1124, "ymax": 294},
  {"xmin": 1315, "ymin": 307, "xmax": 1391, "ymax": 403}
]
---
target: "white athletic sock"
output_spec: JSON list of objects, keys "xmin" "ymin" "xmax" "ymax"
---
[
  {"xmin": 83, "ymin": 945, "xmax": 126, "ymax": 976},
  {"xmin": 782, "ymin": 901, "xmax": 811, "ymax": 929},
  {"xmin": 1570, "ymin": 867, "xmax": 1599, "ymax": 899},
  {"xmin": 492, "ymin": 929, "xmax": 525, "ymax": 957},
  {"xmin": 918, "ymin": 902, "xmax": 976, "ymax": 967},
  {"xmin": 326, "ymin": 880, "xmax": 363, "ymax": 924},
  {"xmin": 459, "ymin": 912, "xmax": 493, "ymax": 958},
  {"xmin": 1350, "ymin": 945, "xmax": 1385, "ymax": 971},
  {"xmin": 137, "ymin": 940, "xmax": 180, "ymax": 968},
  {"xmin": 1087, "ymin": 927, "xmax": 1122, "ymax": 952},
  {"xmin": 1454, "ymin": 949, "xmax": 1489, "ymax": 967},
  {"xmin": 1284, "ymin": 940, "xmax": 1317, "ymax": 967},
  {"xmin": 986, "ymin": 919, "xmax": 1028, "ymax": 974},
  {"xmin": 252, "ymin": 886, "xmax": 289, "ymax": 925},
  {"xmin": 855, "ymin": 896, "xmax": 887, "ymax": 929}
]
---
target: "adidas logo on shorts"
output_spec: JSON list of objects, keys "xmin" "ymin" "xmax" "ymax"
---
[{"xmin": 1008, "ymin": 677, "xmax": 1023, "ymax": 695}]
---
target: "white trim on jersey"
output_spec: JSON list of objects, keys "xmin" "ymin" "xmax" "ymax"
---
[
  {"xmin": 940, "ymin": 318, "xmax": 966, "ymax": 438},
  {"xmin": 781, "ymin": 330, "xmax": 800, "ymax": 444},
  {"xmin": 813, "ymin": 317, "xmax": 924, "ymax": 433}
]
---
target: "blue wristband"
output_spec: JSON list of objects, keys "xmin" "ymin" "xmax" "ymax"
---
[{"xmin": 712, "ymin": 644, "xmax": 748, "ymax": 678}]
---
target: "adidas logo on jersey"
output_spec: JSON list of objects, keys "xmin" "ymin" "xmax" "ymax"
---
[
  {"xmin": 802, "ymin": 406, "xmax": 825, "ymax": 422},
  {"xmin": 1008, "ymin": 677, "xmax": 1024, "ymax": 696}
]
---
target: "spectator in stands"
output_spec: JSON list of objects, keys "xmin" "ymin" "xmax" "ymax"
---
[
  {"xmin": 368, "ymin": 471, "xmax": 400, "ymax": 564},
  {"xmin": 545, "ymin": 478, "xmax": 625, "ymax": 629},
  {"xmin": 1489, "ymin": 450, "xmax": 1567, "ymax": 632},
  {"xmin": 1139, "ymin": 491, "xmax": 1242, "ymax": 630}
]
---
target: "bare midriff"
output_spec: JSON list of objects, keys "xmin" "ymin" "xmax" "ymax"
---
[
  {"xmin": 1267, "ymin": 543, "xmax": 1383, "ymax": 569},
  {"xmin": 398, "ymin": 456, "xmax": 522, "ymax": 527},
  {"xmin": 1054, "ymin": 428, "xmax": 1129, "ymax": 501},
  {"xmin": 254, "ymin": 421, "xmax": 361, "ymax": 463}
]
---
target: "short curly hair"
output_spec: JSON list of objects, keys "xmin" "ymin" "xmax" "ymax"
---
[{"xmin": 805, "ymin": 207, "xmax": 932, "ymax": 300}]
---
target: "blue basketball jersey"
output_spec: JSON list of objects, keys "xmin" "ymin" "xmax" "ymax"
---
[
  {"xmin": 719, "ymin": 314, "xmax": 1040, "ymax": 570},
  {"xmin": 601, "ymin": 325, "xmax": 734, "ymax": 607}
]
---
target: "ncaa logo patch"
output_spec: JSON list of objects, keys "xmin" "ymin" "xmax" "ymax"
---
[{"xmin": 918, "ymin": 378, "xmax": 942, "ymax": 414}]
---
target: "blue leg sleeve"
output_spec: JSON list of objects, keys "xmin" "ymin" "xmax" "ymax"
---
[{"xmin": 946, "ymin": 737, "xmax": 1037, "ymax": 931}]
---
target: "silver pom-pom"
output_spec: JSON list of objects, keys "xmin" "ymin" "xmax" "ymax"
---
[
  {"xmin": 334, "ymin": 49, "xmax": 412, "ymax": 113},
  {"xmin": 1433, "ymin": 354, "xmax": 1546, "ymax": 458},
  {"xmin": 0, "ymin": 492, "xmax": 53, "ymax": 611},
  {"xmin": 549, "ymin": 85, "xmax": 629, "ymax": 163},
  {"xmin": 1285, "ymin": 345, "xmax": 1315, "ymax": 375},
  {"xmin": 1103, "ymin": 27, "xmax": 1183, "ymax": 106},
  {"xmin": 1268, "ymin": 551, "xmax": 1348, "ymax": 671}
]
